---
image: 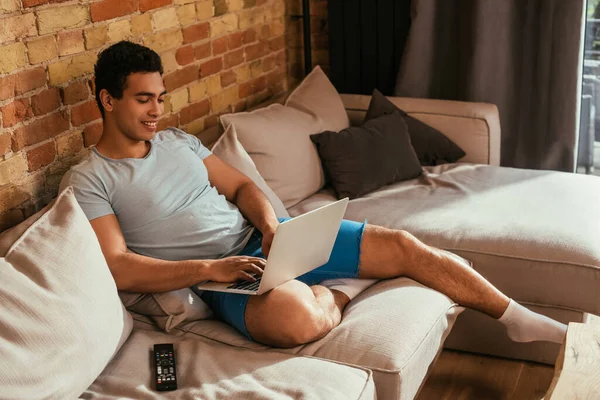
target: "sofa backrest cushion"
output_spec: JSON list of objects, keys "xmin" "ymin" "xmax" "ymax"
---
[
  {"xmin": 212, "ymin": 124, "xmax": 289, "ymax": 218},
  {"xmin": 285, "ymin": 65, "xmax": 350, "ymax": 133},
  {"xmin": 0, "ymin": 187, "xmax": 133, "ymax": 399},
  {"xmin": 220, "ymin": 104, "xmax": 324, "ymax": 208},
  {"xmin": 341, "ymin": 93, "xmax": 501, "ymax": 166}
]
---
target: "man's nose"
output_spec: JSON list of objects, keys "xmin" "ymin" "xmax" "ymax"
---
[{"xmin": 149, "ymin": 99, "xmax": 162, "ymax": 116}]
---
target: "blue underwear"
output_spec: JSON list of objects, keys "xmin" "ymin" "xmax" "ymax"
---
[{"xmin": 199, "ymin": 217, "xmax": 367, "ymax": 340}]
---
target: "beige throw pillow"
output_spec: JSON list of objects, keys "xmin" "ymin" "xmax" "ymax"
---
[
  {"xmin": 0, "ymin": 187, "xmax": 133, "ymax": 399},
  {"xmin": 285, "ymin": 65, "xmax": 350, "ymax": 133},
  {"xmin": 221, "ymin": 104, "xmax": 325, "ymax": 208},
  {"xmin": 212, "ymin": 124, "xmax": 289, "ymax": 218},
  {"xmin": 119, "ymin": 289, "xmax": 212, "ymax": 333}
]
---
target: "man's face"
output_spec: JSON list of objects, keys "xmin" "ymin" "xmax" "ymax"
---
[{"xmin": 108, "ymin": 72, "xmax": 166, "ymax": 141}]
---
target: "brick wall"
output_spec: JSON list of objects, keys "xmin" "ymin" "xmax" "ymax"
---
[
  {"xmin": 285, "ymin": 0, "xmax": 327, "ymax": 86},
  {"xmin": 0, "ymin": 0, "xmax": 300, "ymax": 230}
]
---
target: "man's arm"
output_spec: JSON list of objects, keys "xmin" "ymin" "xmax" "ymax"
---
[
  {"xmin": 203, "ymin": 154, "xmax": 279, "ymax": 237},
  {"xmin": 90, "ymin": 214, "xmax": 265, "ymax": 293}
]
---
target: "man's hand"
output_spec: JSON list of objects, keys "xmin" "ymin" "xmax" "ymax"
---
[
  {"xmin": 260, "ymin": 224, "xmax": 278, "ymax": 258},
  {"xmin": 205, "ymin": 256, "xmax": 266, "ymax": 283}
]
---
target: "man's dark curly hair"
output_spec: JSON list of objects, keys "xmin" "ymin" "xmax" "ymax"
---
[{"xmin": 94, "ymin": 41, "xmax": 163, "ymax": 118}]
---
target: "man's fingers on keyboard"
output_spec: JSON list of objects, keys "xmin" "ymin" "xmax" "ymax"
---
[
  {"xmin": 239, "ymin": 271, "xmax": 258, "ymax": 281},
  {"xmin": 248, "ymin": 263, "xmax": 263, "ymax": 275}
]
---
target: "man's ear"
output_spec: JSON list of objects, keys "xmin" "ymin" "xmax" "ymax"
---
[{"xmin": 99, "ymin": 89, "xmax": 114, "ymax": 113}]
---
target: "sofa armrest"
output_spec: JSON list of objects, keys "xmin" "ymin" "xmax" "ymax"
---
[{"xmin": 340, "ymin": 94, "xmax": 501, "ymax": 166}]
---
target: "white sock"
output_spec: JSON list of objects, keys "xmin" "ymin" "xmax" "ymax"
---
[
  {"xmin": 498, "ymin": 299, "xmax": 567, "ymax": 344},
  {"xmin": 319, "ymin": 278, "xmax": 378, "ymax": 301}
]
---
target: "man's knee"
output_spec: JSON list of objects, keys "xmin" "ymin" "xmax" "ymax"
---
[
  {"xmin": 246, "ymin": 280, "xmax": 334, "ymax": 348},
  {"xmin": 283, "ymin": 298, "xmax": 332, "ymax": 346}
]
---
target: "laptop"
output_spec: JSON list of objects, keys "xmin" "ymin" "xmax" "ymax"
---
[{"xmin": 193, "ymin": 197, "xmax": 349, "ymax": 295}]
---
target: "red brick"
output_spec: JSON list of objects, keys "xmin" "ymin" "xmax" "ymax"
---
[
  {"xmin": 259, "ymin": 25, "xmax": 270, "ymax": 41},
  {"xmin": 139, "ymin": 0, "xmax": 171, "ymax": 12},
  {"xmin": 245, "ymin": 41, "xmax": 269, "ymax": 62},
  {"xmin": 199, "ymin": 57, "xmax": 222, "ymax": 78},
  {"xmin": 16, "ymin": 69, "xmax": 47, "ymax": 95},
  {"xmin": 223, "ymin": 48, "xmax": 244, "ymax": 69},
  {"xmin": 311, "ymin": 0, "xmax": 327, "ymax": 16},
  {"xmin": 239, "ymin": 76, "xmax": 265, "ymax": 98},
  {"xmin": 27, "ymin": 141, "xmax": 56, "ymax": 172},
  {"xmin": 83, "ymin": 121, "xmax": 103, "ymax": 147},
  {"xmin": 91, "ymin": 0, "xmax": 138, "ymax": 22},
  {"xmin": 180, "ymin": 99, "xmax": 209, "ymax": 124},
  {"xmin": 205, "ymin": 114, "xmax": 219, "ymax": 129},
  {"xmin": 157, "ymin": 113, "xmax": 178, "ymax": 132},
  {"xmin": 270, "ymin": 36, "xmax": 285, "ymax": 52},
  {"xmin": 175, "ymin": 45, "xmax": 194, "ymax": 66},
  {"xmin": 71, "ymin": 100, "xmax": 101, "ymax": 127},
  {"xmin": 61, "ymin": 81, "xmax": 90, "ymax": 105},
  {"xmin": 266, "ymin": 66, "xmax": 285, "ymax": 87},
  {"xmin": 193, "ymin": 42, "xmax": 211, "ymax": 61},
  {"xmin": 12, "ymin": 111, "xmax": 70, "ymax": 150},
  {"xmin": 0, "ymin": 68, "xmax": 47, "ymax": 101},
  {"xmin": 232, "ymin": 99, "xmax": 246, "ymax": 113},
  {"xmin": 220, "ymin": 70, "xmax": 236, "ymax": 87},
  {"xmin": 31, "ymin": 88, "xmax": 62, "ymax": 116},
  {"xmin": 227, "ymin": 32, "xmax": 243, "ymax": 49},
  {"xmin": 1, "ymin": 99, "xmax": 33, "ymax": 128},
  {"xmin": 246, "ymin": 89, "xmax": 270, "ymax": 108},
  {"xmin": 0, "ymin": 133, "xmax": 12, "ymax": 156},
  {"xmin": 269, "ymin": 81, "xmax": 285, "ymax": 96},
  {"xmin": 263, "ymin": 54, "xmax": 276, "ymax": 71},
  {"xmin": 163, "ymin": 64, "xmax": 198, "ymax": 92},
  {"xmin": 0, "ymin": 76, "xmax": 15, "ymax": 102},
  {"xmin": 312, "ymin": 34, "xmax": 328, "ymax": 50},
  {"xmin": 182, "ymin": 23, "xmax": 209, "ymax": 44},
  {"xmin": 275, "ymin": 49, "xmax": 286, "ymax": 66},
  {"xmin": 23, "ymin": 0, "xmax": 68, "ymax": 8},
  {"xmin": 212, "ymin": 37, "xmax": 228, "ymax": 55},
  {"xmin": 243, "ymin": 28, "xmax": 256, "ymax": 44},
  {"xmin": 311, "ymin": 16, "xmax": 327, "ymax": 34}
]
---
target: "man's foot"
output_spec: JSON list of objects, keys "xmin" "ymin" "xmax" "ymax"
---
[{"xmin": 499, "ymin": 299, "xmax": 567, "ymax": 344}]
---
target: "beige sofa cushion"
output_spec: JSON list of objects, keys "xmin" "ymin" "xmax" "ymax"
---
[
  {"xmin": 285, "ymin": 65, "xmax": 350, "ymax": 133},
  {"xmin": 289, "ymin": 163, "xmax": 600, "ymax": 316},
  {"xmin": 167, "ymin": 277, "xmax": 462, "ymax": 400},
  {"xmin": 212, "ymin": 123, "xmax": 289, "ymax": 218},
  {"xmin": 0, "ymin": 187, "xmax": 133, "ymax": 399},
  {"xmin": 220, "ymin": 104, "xmax": 324, "ymax": 208},
  {"xmin": 85, "ymin": 328, "xmax": 376, "ymax": 399}
]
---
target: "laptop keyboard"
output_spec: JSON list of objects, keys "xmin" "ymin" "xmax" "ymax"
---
[{"xmin": 227, "ymin": 275, "xmax": 262, "ymax": 291}]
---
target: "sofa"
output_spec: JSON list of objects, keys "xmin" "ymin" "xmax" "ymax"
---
[{"xmin": 1, "ymin": 67, "xmax": 599, "ymax": 400}]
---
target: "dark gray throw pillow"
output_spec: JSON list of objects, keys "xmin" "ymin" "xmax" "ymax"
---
[
  {"xmin": 310, "ymin": 112, "xmax": 422, "ymax": 200},
  {"xmin": 365, "ymin": 89, "xmax": 466, "ymax": 165}
]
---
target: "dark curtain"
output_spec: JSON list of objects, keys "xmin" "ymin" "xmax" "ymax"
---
[
  {"xmin": 394, "ymin": 0, "xmax": 585, "ymax": 171},
  {"xmin": 328, "ymin": 0, "xmax": 411, "ymax": 95}
]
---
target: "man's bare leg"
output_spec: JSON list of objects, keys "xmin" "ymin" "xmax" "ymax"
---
[
  {"xmin": 245, "ymin": 224, "xmax": 566, "ymax": 347},
  {"xmin": 245, "ymin": 280, "xmax": 350, "ymax": 348},
  {"xmin": 359, "ymin": 225, "xmax": 566, "ymax": 343},
  {"xmin": 358, "ymin": 225, "xmax": 510, "ymax": 318}
]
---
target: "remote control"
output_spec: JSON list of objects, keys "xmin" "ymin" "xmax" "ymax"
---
[{"xmin": 153, "ymin": 343, "xmax": 177, "ymax": 391}]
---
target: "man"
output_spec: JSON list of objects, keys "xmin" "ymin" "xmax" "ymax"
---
[{"xmin": 61, "ymin": 41, "xmax": 566, "ymax": 348}]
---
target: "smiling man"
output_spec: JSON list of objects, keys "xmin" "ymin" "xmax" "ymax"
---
[{"xmin": 60, "ymin": 41, "xmax": 567, "ymax": 349}]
